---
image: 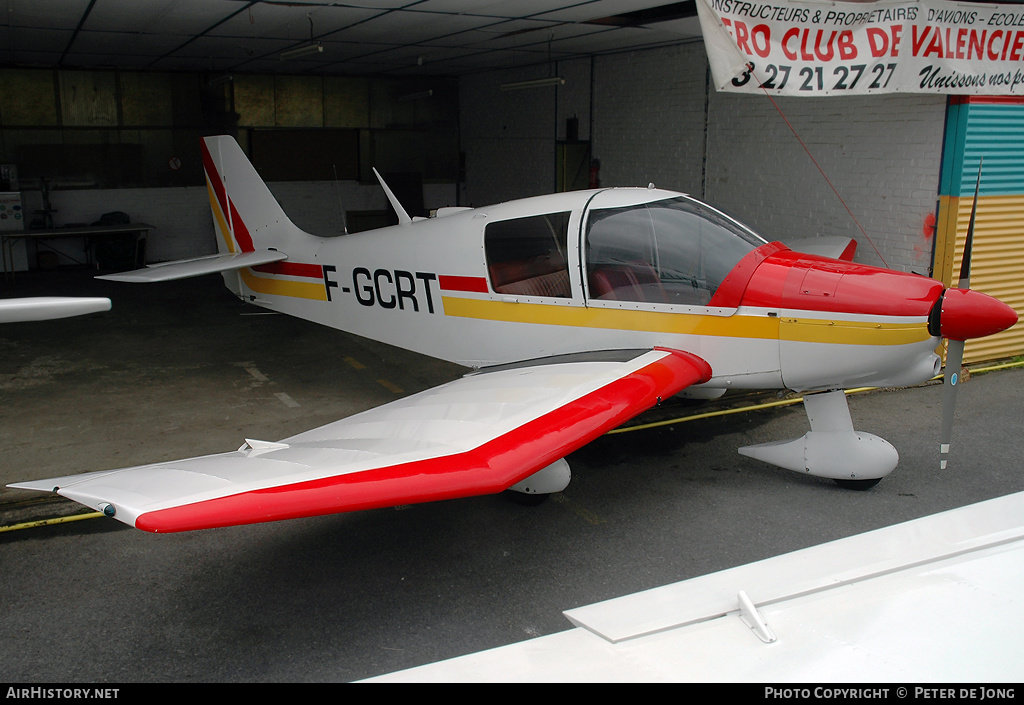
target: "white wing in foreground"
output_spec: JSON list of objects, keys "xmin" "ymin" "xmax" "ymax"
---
[
  {"xmin": 0, "ymin": 297, "xmax": 111, "ymax": 323},
  {"xmin": 368, "ymin": 490, "xmax": 1024, "ymax": 682},
  {"xmin": 10, "ymin": 348, "xmax": 711, "ymax": 532}
]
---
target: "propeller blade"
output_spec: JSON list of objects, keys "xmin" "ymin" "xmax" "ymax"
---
[
  {"xmin": 940, "ymin": 339, "xmax": 965, "ymax": 470},
  {"xmin": 941, "ymin": 157, "xmax": 983, "ymax": 469},
  {"xmin": 958, "ymin": 157, "xmax": 982, "ymax": 290}
]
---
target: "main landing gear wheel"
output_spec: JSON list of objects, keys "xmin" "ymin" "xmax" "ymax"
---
[
  {"xmin": 834, "ymin": 478, "xmax": 882, "ymax": 491},
  {"xmin": 739, "ymin": 391, "xmax": 899, "ymax": 486},
  {"xmin": 505, "ymin": 458, "xmax": 570, "ymax": 505}
]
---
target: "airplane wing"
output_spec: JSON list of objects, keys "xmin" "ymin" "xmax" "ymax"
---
[
  {"xmin": 366, "ymin": 490, "xmax": 1024, "ymax": 682},
  {"xmin": 96, "ymin": 249, "xmax": 287, "ymax": 283},
  {"xmin": 9, "ymin": 348, "xmax": 711, "ymax": 533},
  {"xmin": 0, "ymin": 297, "xmax": 111, "ymax": 323}
]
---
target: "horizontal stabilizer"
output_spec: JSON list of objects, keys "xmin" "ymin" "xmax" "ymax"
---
[
  {"xmin": 787, "ymin": 236, "xmax": 857, "ymax": 261},
  {"xmin": 0, "ymin": 297, "xmax": 111, "ymax": 323},
  {"xmin": 96, "ymin": 250, "xmax": 288, "ymax": 283}
]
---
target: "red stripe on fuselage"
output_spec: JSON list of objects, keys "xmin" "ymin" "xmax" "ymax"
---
[
  {"xmin": 252, "ymin": 261, "xmax": 323, "ymax": 278},
  {"xmin": 439, "ymin": 275, "xmax": 489, "ymax": 293},
  {"xmin": 133, "ymin": 350, "xmax": 711, "ymax": 533}
]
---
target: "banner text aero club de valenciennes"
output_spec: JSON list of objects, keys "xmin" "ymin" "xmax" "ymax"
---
[{"xmin": 697, "ymin": 0, "xmax": 1024, "ymax": 95}]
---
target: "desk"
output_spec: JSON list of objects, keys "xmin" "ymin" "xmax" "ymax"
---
[{"xmin": 2, "ymin": 223, "xmax": 153, "ymax": 278}]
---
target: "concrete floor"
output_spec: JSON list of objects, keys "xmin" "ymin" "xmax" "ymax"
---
[{"xmin": 2, "ymin": 268, "xmax": 1022, "ymax": 682}]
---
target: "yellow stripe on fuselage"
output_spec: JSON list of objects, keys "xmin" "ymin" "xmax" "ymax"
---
[
  {"xmin": 239, "ymin": 268, "xmax": 328, "ymax": 301},
  {"xmin": 779, "ymin": 317, "xmax": 931, "ymax": 346},
  {"xmin": 206, "ymin": 181, "xmax": 325, "ymax": 301},
  {"xmin": 441, "ymin": 296, "xmax": 776, "ymax": 337},
  {"xmin": 441, "ymin": 296, "xmax": 930, "ymax": 346}
]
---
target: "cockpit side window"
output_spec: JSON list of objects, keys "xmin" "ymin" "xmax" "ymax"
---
[
  {"xmin": 485, "ymin": 212, "xmax": 572, "ymax": 298},
  {"xmin": 585, "ymin": 197, "xmax": 762, "ymax": 305}
]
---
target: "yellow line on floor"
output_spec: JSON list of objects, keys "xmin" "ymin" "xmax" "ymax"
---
[
  {"xmin": 343, "ymin": 356, "xmax": 366, "ymax": 370},
  {"xmin": 376, "ymin": 378, "xmax": 405, "ymax": 394},
  {"xmin": 609, "ymin": 359, "xmax": 1023, "ymax": 435},
  {"xmin": 0, "ymin": 511, "xmax": 103, "ymax": 533}
]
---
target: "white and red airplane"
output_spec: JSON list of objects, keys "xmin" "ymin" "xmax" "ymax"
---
[{"xmin": 9, "ymin": 136, "xmax": 1017, "ymax": 533}]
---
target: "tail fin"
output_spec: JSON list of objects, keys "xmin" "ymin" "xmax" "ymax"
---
[
  {"xmin": 96, "ymin": 136, "xmax": 296, "ymax": 284},
  {"xmin": 201, "ymin": 136, "xmax": 311, "ymax": 255}
]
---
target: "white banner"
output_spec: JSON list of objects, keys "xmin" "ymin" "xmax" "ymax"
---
[{"xmin": 697, "ymin": 0, "xmax": 1024, "ymax": 95}]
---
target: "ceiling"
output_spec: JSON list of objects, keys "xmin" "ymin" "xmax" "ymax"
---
[{"xmin": 0, "ymin": 0, "xmax": 704, "ymax": 77}]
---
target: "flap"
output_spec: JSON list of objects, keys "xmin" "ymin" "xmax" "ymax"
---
[{"xmin": 10, "ymin": 348, "xmax": 711, "ymax": 532}]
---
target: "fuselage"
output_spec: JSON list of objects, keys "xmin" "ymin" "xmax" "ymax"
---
[{"xmin": 224, "ymin": 186, "xmax": 955, "ymax": 393}]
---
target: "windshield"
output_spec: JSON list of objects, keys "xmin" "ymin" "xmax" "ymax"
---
[{"xmin": 585, "ymin": 196, "xmax": 764, "ymax": 306}]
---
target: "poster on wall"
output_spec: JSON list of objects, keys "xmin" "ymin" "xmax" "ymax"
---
[{"xmin": 697, "ymin": 0, "xmax": 1024, "ymax": 96}]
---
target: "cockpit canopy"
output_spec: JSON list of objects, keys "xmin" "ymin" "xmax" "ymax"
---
[
  {"xmin": 585, "ymin": 196, "xmax": 765, "ymax": 306},
  {"xmin": 482, "ymin": 192, "xmax": 767, "ymax": 306}
]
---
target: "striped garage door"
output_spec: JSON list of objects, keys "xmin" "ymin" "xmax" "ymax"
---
[{"xmin": 937, "ymin": 97, "xmax": 1024, "ymax": 364}]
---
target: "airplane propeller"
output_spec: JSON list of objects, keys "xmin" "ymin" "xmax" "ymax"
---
[{"xmin": 931, "ymin": 159, "xmax": 1017, "ymax": 469}]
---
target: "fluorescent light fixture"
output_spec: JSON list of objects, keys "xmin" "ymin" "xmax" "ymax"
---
[
  {"xmin": 500, "ymin": 76, "xmax": 565, "ymax": 91},
  {"xmin": 207, "ymin": 74, "xmax": 233, "ymax": 86},
  {"xmin": 280, "ymin": 42, "xmax": 323, "ymax": 60}
]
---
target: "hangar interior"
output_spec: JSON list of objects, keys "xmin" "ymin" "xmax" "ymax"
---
[
  {"xmin": 1, "ymin": 0, "xmax": 1021, "ymax": 361},
  {"xmin": 3, "ymin": 2, "xmax": 1024, "ymax": 683}
]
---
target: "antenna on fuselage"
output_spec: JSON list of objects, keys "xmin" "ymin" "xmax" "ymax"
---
[{"xmin": 372, "ymin": 167, "xmax": 412, "ymax": 226}]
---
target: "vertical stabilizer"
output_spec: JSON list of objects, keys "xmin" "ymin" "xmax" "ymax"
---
[{"xmin": 202, "ymin": 136, "xmax": 312, "ymax": 256}]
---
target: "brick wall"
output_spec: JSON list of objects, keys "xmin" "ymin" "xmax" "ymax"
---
[
  {"xmin": 705, "ymin": 90, "xmax": 946, "ymax": 274},
  {"xmin": 458, "ymin": 66, "xmax": 561, "ymax": 207},
  {"xmin": 592, "ymin": 43, "xmax": 710, "ymax": 197}
]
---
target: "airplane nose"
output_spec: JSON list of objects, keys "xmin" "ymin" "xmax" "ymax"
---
[{"xmin": 932, "ymin": 288, "xmax": 1018, "ymax": 341}]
